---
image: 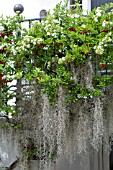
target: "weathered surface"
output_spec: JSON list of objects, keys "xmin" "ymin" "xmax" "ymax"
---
[
  {"xmin": 0, "ymin": 118, "xmax": 20, "ymax": 169},
  {"xmin": 0, "ymin": 62, "xmax": 113, "ymax": 169}
]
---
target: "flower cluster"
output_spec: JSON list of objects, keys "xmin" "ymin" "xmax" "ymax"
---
[
  {"xmin": 0, "ymin": 15, "xmax": 22, "ymax": 114},
  {"xmin": 94, "ymin": 31, "xmax": 112, "ymax": 54}
]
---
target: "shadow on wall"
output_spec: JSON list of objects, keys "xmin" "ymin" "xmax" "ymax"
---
[{"xmin": 110, "ymin": 144, "xmax": 113, "ymax": 170}]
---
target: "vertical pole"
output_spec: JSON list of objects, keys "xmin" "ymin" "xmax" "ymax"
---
[
  {"xmin": 29, "ymin": 20, "xmax": 31, "ymax": 29},
  {"xmin": 15, "ymin": 14, "xmax": 22, "ymax": 112}
]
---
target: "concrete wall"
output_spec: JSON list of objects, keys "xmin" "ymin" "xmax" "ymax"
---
[
  {"xmin": 0, "ymin": 126, "xmax": 110, "ymax": 170},
  {"xmin": 0, "ymin": 119, "xmax": 20, "ymax": 169},
  {"xmin": 56, "ymin": 149, "xmax": 109, "ymax": 170},
  {"xmin": 0, "ymin": 98, "xmax": 111, "ymax": 170}
]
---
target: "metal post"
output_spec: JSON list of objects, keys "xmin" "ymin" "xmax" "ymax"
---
[{"xmin": 14, "ymin": 4, "xmax": 24, "ymax": 111}]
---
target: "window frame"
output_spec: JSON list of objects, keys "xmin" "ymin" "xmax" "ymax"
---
[{"xmin": 68, "ymin": 0, "xmax": 91, "ymax": 13}]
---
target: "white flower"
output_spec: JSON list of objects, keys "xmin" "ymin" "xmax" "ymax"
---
[
  {"xmin": 8, "ymin": 112, "xmax": 12, "ymax": 119},
  {"xmin": 71, "ymin": 14, "xmax": 80, "ymax": 18},
  {"xmin": 95, "ymin": 45, "xmax": 104, "ymax": 55},
  {"xmin": 74, "ymin": 14, "xmax": 80, "ymax": 18},
  {"xmin": 35, "ymin": 68, "xmax": 40, "ymax": 73},
  {"xmin": 94, "ymin": 16, "xmax": 98, "ymax": 22},
  {"xmin": 47, "ymin": 32, "xmax": 50, "ymax": 36},
  {"xmin": 31, "ymin": 38, "xmax": 37, "ymax": 45},
  {"xmin": 107, "ymin": 37, "xmax": 112, "ymax": 42},
  {"xmin": 100, "ymin": 41, "xmax": 104, "ymax": 45},
  {"xmin": 58, "ymin": 57, "xmax": 65, "ymax": 64},
  {"xmin": 26, "ymin": 44, "xmax": 30, "ymax": 48},
  {"xmin": 43, "ymin": 46, "xmax": 48, "ymax": 50},
  {"xmin": 108, "ymin": 32, "xmax": 112, "ymax": 36},
  {"xmin": 53, "ymin": 19, "xmax": 59, "ymax": 24},
  {"xmin": 3, "ymin": 35, "xmax": 7, "ymax": 39},
  {"xmin": 0, "ymin": 25, "xmax": 4, "ymax": 32},
  {"xmin": 102, "ymin": 20, "xmax": 107, "ymax": 27},
  {"xmin": 52, "ymin": 33, "xmax": 57, "ymax": 38},
  {"xmin": 109, "ymin": 21, "xmax": 113, "ymax": 25},
  {"xmin": 101, "ymin": 33, "xmax": 112, "ymax": 44},
  {"xmin": 0, "ymin": 44, "xmax": 6, "ymax": 50},
  {"xmin": 47, "ymin": 24, "xmax": 51, "ymax": 27},
  {"xmin": 96, "ymin": 8, "xmax": 102, "ymax": 17},
  {"xmin": 96, "ymin": 12, "xmax": 101, "ymax": 17},
  {"xmin": 37, "ymin": 38, "xmax": 43, "ymax": 42},
  {"xmin": 33, "ymin": 41, "xmax": 36, "ymax": 45},
  {"xmin": 96, "ymin": 7, "xmax": 101, "ymax": 12},
  {"xmin": 21, "ymin": 41, "xmax": 26, "ymax": 46},
  {"xmin": 81, "ymin": 24, "xmax": 86, "ymax": 28}
]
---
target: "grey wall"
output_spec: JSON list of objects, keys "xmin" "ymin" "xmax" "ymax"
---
[
  {"xmin": 0, "ymin": 118, "xmax": 20, "ymax": 169},
  {"xmin": 56, "ymin": 149, "xmax": 109, "ymax": 170},
  {"xmin": 0, "ymin": 116, "xmax": 110, "ymax": 170},
  {"xmin": 91, "ymin": 0, "xmax": 113, "ymax": 9}
]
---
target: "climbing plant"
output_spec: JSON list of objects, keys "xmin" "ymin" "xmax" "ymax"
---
[
  {"xmin": 1, "ymin": 2, "xmax": 113, "ymax": 114},
  {"xmin": 0, "ymin": 14, "xmax": 24, "ymax": 115}
]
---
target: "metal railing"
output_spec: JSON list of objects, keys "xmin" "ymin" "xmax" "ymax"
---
[{"xmin": 21, "ymin": 18, "xmax": 42, "ymax": 28}]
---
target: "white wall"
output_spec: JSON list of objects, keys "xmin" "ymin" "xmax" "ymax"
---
[
  {"xmin": 0, "ymin": 0, "xmax": 91, "ymax": 18},
  {"xmin": 0, "ymin": 0, "xmax": 58, "ymax": 18}
]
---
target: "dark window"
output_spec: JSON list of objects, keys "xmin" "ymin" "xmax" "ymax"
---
[
  {"xmin": 70, "ymin": 0, "xmax": 82, "ymax": 5},
  {"xmin": 70, "ymin": 0, "xmax": 82, "ymax": 10}
]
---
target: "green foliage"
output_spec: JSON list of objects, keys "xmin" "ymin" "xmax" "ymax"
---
[
  {"xmin": 14, "ymin": 124, "xmax": 22, "ymax": 129},
  {"xmin": 1, "ymin": 2, "xmax": 113, "ymax": 113},
  {"xmin": 25, "ymin": 148, "xmax": 40, "ymax": 159},
  {"xmin": 2, "ymin": 123, "xmax": 10, "ymax": 129},
  {"xmin": 24, "ymin": 145, "xmax": 40, "ymax": 160},
  {"xmin": 48, "ymin": 150, "xmax": 57, "ymax": 160}
]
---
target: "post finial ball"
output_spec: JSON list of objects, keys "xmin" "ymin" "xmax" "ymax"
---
[{"xmin": 14, "ymin": 4, "xmax": 24, "ymax": 14}]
